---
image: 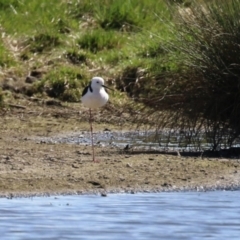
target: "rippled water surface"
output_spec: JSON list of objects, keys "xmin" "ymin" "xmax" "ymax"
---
[{"xmin": 0, "ymin": 191, "xmax": 240, "ymax": 240}]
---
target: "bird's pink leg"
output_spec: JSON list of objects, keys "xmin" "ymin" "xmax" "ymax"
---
[{"xmin": 89, "ymin": 108, "xmax": 97, "ymax": 162}]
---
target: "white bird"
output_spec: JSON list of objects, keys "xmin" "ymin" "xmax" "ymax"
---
[{"xmin": 81, "ymin": 77, "xmax": 112, "ymax": 162}]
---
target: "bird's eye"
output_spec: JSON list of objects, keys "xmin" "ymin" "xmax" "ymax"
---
[{"xmin": 97, "ymin": 81, "xmax": 99, "ymax": 83}]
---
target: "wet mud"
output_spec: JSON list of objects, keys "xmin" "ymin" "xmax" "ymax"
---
[{"xmin": 0, "ymin": 100, "xmax": 240, "ymax": 197}]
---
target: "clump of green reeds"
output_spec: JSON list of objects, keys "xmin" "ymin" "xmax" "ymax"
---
[
  {"xmin": 120, "ymin": 0, "xmax": 240, "ymax": 150},
  {"xmin": 172, "ymin": 0, "xmax": 240, "ymax": 149}
]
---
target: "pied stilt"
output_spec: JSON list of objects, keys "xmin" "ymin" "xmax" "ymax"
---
[{"xmin": 81, "ymin": 76, "xmax": 112, "ymax": 162}]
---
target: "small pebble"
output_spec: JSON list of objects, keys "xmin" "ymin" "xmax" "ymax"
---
[{"xmin": 101, "ymin": 192, "xmax": 107, "ymax": 197}]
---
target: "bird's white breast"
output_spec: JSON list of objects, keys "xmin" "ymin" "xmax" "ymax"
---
[{"xmin": 81, "ymin": 88, "xmax": 109, "ymax": 109}]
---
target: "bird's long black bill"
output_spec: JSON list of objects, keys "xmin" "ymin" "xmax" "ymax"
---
[{"xmin": 102, "ymin": 85, "xmax": 114, "ymax": 91}]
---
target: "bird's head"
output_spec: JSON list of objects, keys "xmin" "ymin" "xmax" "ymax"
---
[
  {"xmin": 91, "ymin": 77, "xmax": 105, "ymax": 90},
  {"xmin": 91, "ymin": 77, "xmax": 112, "ymax": 91}
]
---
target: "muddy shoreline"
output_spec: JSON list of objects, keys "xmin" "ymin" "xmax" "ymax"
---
[{"xmin": 0, "ymin": 100, "xmax": 240, "ymax": 198}]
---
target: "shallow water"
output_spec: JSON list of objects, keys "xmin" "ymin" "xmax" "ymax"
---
[
  {"xmin": 37, "ymin": 130, "xmax": 240, "ymax": 154},
  {"xmin": 37, "ymin": 130, "xmax": 210, "ymax": 152},
  {"xmin": 1, "ymin": 191, "xmax": 240, "ymax": 240}
]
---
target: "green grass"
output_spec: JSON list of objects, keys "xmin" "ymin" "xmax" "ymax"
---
[
  {"xmin": 65, "ymin": 49, "xmax": 88, "ymax": 65},
  {"xmin": 77, "ymin": 29, "xmax": 124, "ymax": 53},
  {"xmin": 0, "ymin": 0, "xmax": 179, "ymax": 112},
  {"xmin": 0, "ymin": 0, "xmax": 20, "ymax": 11},
  {"xmin": 33, "ymin": 66, "xmax": 89, "ymax": 102},
  {"xmin": 96, "ymin": 0, "xmax": 147, "ymax": 31},
  {"xmin": 68, "ymin": 0, "xmax": 168, "ymax": 30},
  {"xmin": 3, "ymin": 0, "xmax": 240, "ymax": 149},
  {"xmin": 26, "ymin": 33, "xmax": 61, "ymax": 54},
  {"xmin": 0, "ymin": 41, "xmax": 15, "ymax": 67},
  {"xmin": 0, "ymin": 0, "xmax": 171, "ymax": 77}
]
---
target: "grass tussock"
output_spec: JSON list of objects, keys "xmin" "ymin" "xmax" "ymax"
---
[
  {"xmin": 65, "ymin": 49, "xmax": 88, "ymax": 65},
  {"xmin": 120, "ymin": 0, "xmax": 240, "ymax": 150},
  {"xmin": 97, "ymin": 0, "xmax": 145, "ymax": 31},
  {"xmin": 69, "ymin": 0, "xmax": 165, "ymax": 31},
  {"xmin": 0, "ymin": 36, "xmax": 16, "ymax": 67},
  {"xmin": 77, "ymin": 30, "xmax": 124, "ymax": 53},
  {"xmin": 33, "ymin": 67, "xmax": 89, "ymax": 102},
  {"xmin": 24, "ymin": 33, "xmax": 61, "ymax": 54},
  {"xmin": 0, "ymin": 0, "xmax": 19, "ymax": 10}
]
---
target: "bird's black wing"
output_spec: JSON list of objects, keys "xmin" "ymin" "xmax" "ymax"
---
[
  {"xmin": 82, "ymin": 83, "xmax": 93, "ymax": 97},
  {"xmin": 82, "ymin": 85, "xmax": 89, "ymax": 97}
]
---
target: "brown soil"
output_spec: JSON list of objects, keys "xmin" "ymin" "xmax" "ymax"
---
[{"xmin": 0, "ymin": 97, "xmax": 240, "ymax": 197}]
